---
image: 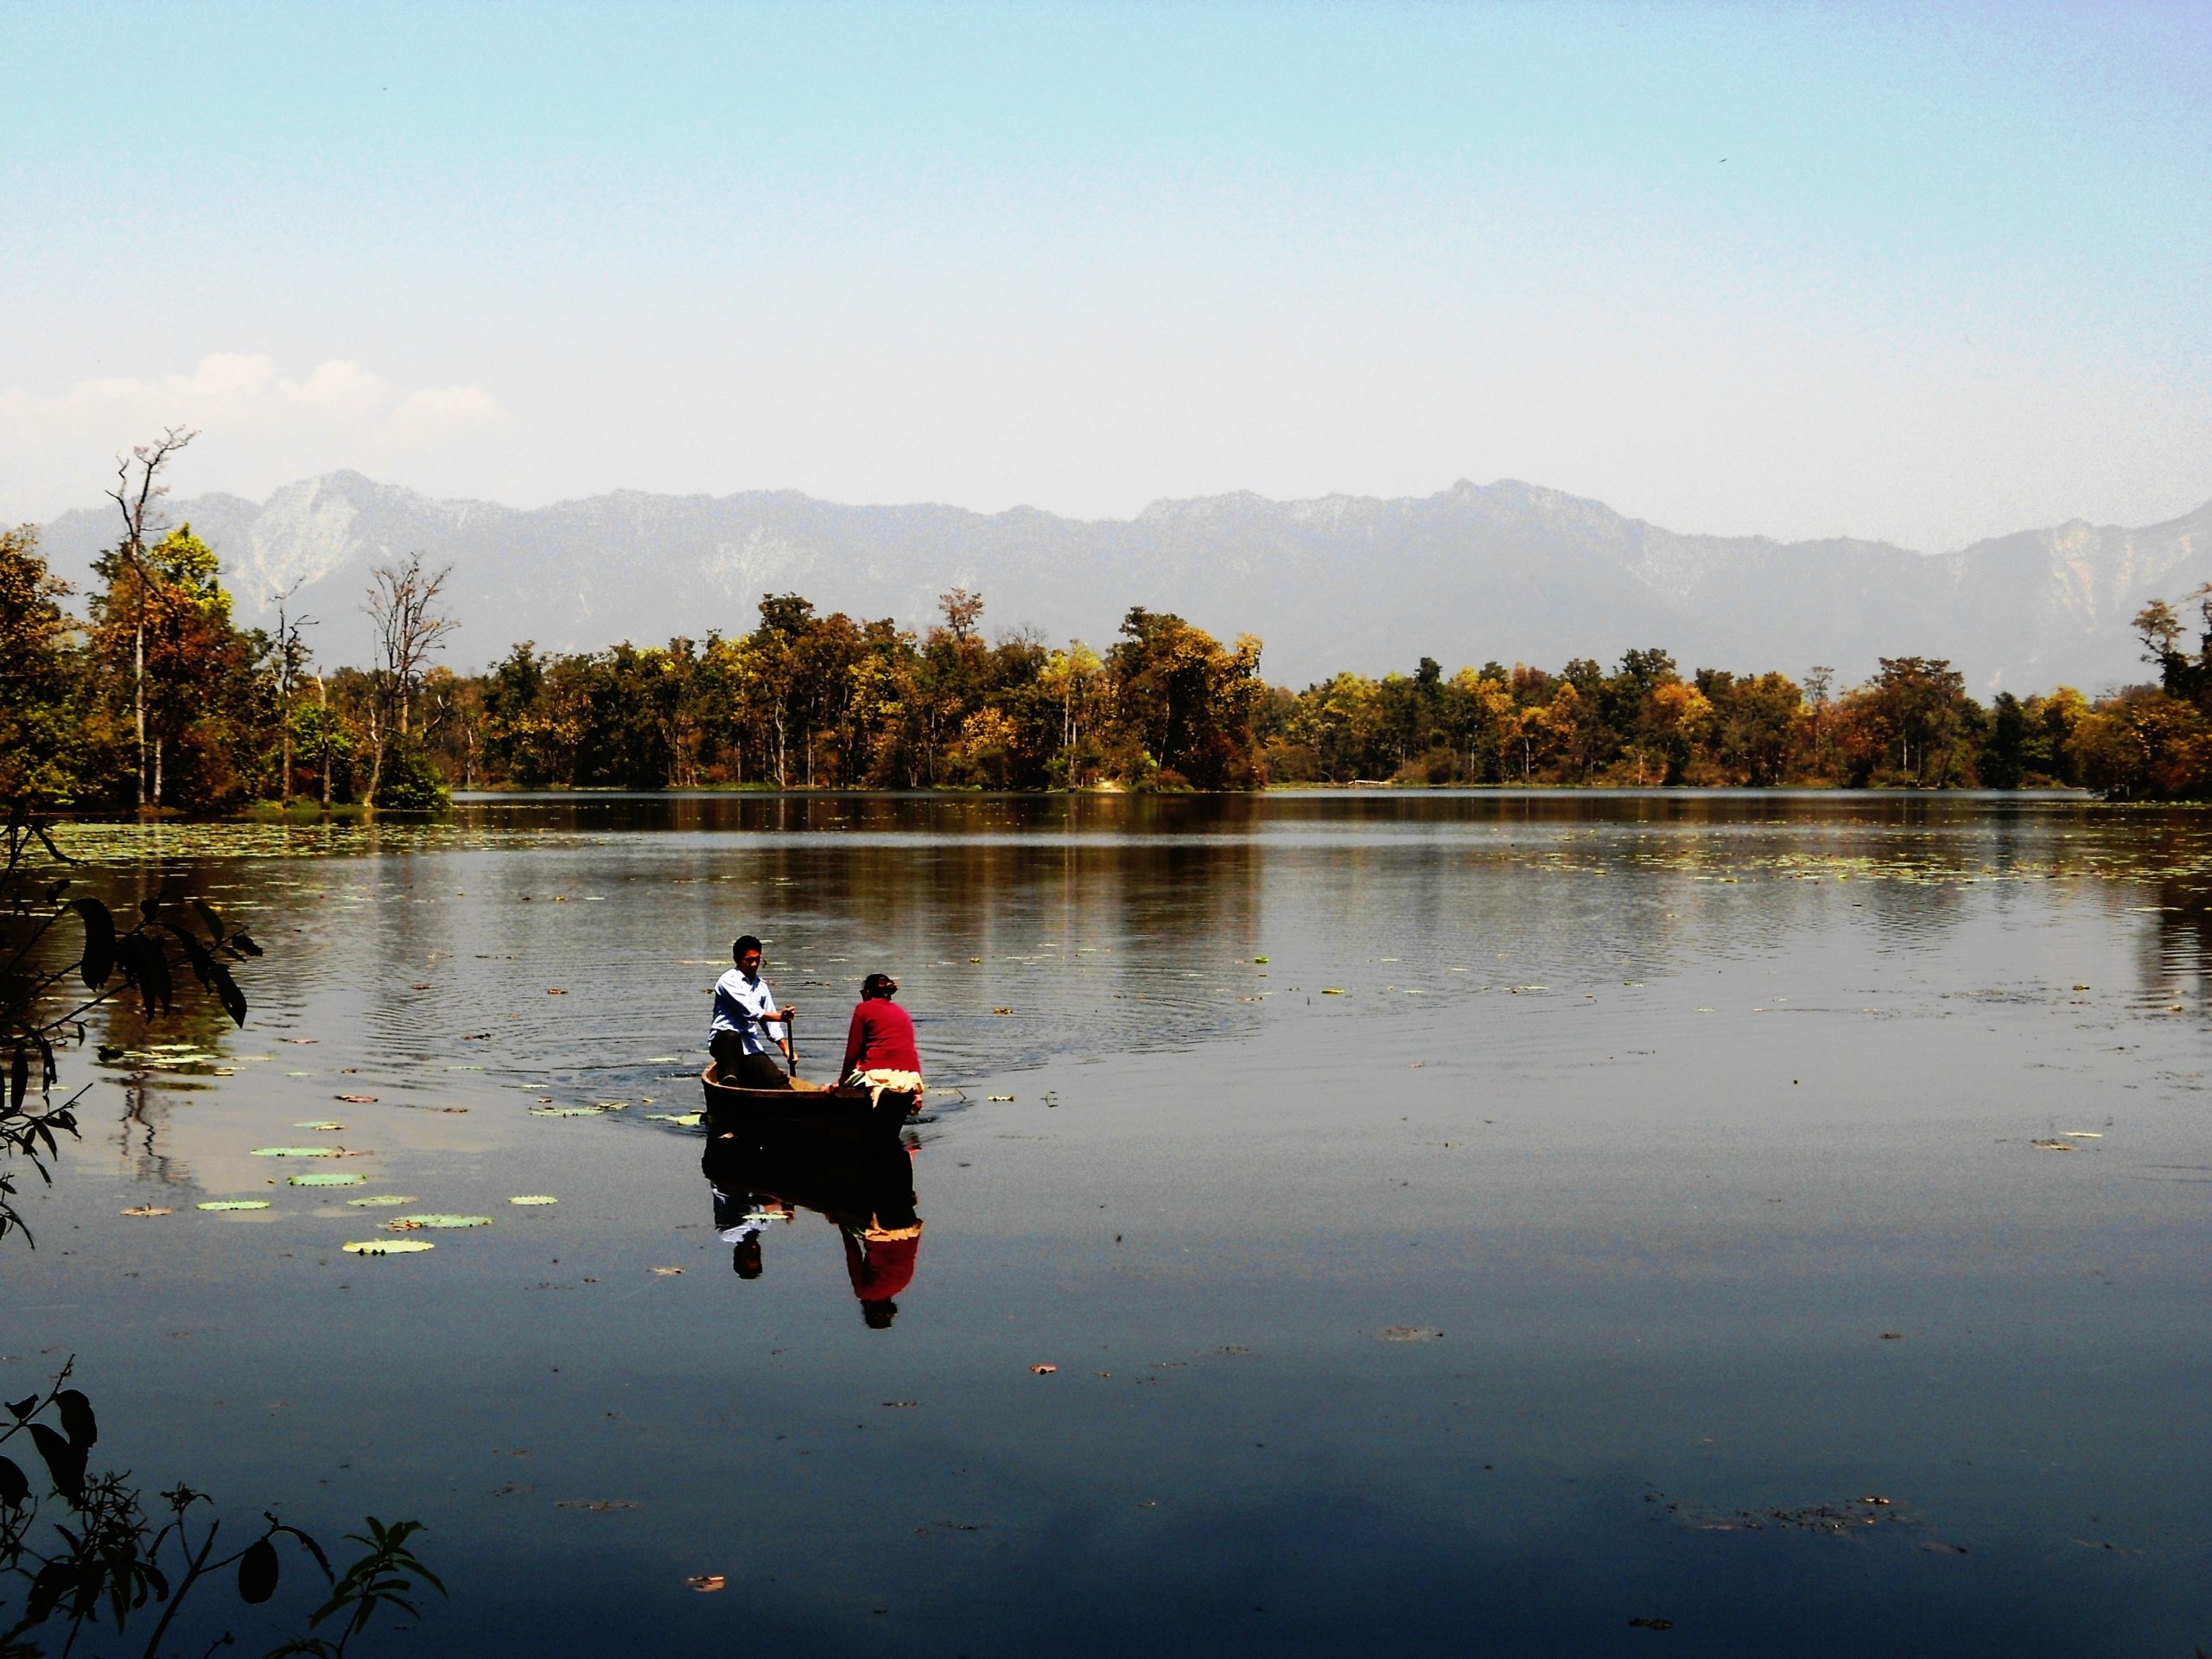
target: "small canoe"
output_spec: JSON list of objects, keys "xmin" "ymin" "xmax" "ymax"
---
[{"xmin": 699, "ymin": 1066, "xmax": 916, "ymax": 1147}]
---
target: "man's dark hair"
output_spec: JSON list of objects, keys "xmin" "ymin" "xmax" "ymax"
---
[
  {"xmin": 733, "ymin": 934, "xmax": 763, "ymax": 963},
  {"xmin": 861, "ymin": 972, "xmax": 898, "ymax": 1000},
  {"xmin": 734, "ymin": 1237, "xmax": 763, "ymax": 1280}
]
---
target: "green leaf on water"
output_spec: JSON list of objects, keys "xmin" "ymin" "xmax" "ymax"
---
[
  {"xmin": 294, "ymin": 1120, "xmax": 346, "ymax": 1131},
  {"xmin": 289, "ymin": 1173, "xmax": 368, "ymax": 1187},
  {"xmin": 196, "ymin": 1200, "xmax": 271, "ymax": 1211},
  {"xmin": 347, "ymin": 1195, "xmax": 418, "ymax": 1207},
  {"xmin": 251, "ymin": 1147, "xmax": 345, "ymax": 1157},
  {"xmin": 342, "ymin": 1239, "xmax": 434, "ymax": 1255},
  {"xmin": 530, "ymin": 1105, "xmax": 608, "ymax": 1117},
  {"xmin": 508, "ymin": 1195, "xmax": 559, "ymax": 1205},
  {"xmin": 643, "ymin": 1112, "xmax": 703, "ymax": 1127}
]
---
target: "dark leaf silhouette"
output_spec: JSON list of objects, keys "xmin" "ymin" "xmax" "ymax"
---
[
  {"xmin": 71, "ymin": 895, "xmax": 114, "ymax": 988},
  {"xmin": 28, "ymin": 1421, "xmax": 85, "ymax": 1500},
  {"xmin": 55, "ymin": 1386, "xmax": 96, "ymax": 1448},
  {"xmin": 211, "ymin": 960, "xmax": 248, "ymax": 1027},
  {"xmin": 192, "ymin": 897, "xmax": 228, "ymax": 942},
  {"xmin": 7, "ymin": 1044, "xmax": 24, "ymax": 1116},
  {"xmin": 238, "ymin": 1535, "xmax": 281, "ymax": 1603},
  {"xmin": 0, "ymin": 1452, "xmax": 27, "ymax": 1506}
]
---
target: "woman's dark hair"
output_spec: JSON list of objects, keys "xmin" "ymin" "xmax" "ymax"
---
[
  {"xmin": 861, "ymin": 972, "xmax": 899, "ymax": 1000},
  {"xmin": 733, "ymin": 934, "xmax": 763, "ymax": 963}
]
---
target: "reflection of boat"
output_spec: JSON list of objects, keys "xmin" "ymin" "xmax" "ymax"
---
[
  {"xmin": 698, "ymin": 1065, "xmax": 916, "ymax": 1146},
  {"xmin": 702, "ymin": 1135, "xmax": 923, "ymax": 1327}
]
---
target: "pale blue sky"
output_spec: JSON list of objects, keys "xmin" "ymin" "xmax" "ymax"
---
[{"xmin": 4, "ymin": 1, "xmax": 2207, "ymax": 547}]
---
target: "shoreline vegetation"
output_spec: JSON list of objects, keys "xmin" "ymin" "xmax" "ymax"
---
[{"xmin": 14, "ymin": 487, "xmax": 2212, "ymax": 815}]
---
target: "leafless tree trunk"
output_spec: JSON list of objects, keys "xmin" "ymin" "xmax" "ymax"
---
[
  {"xmin": 270, "ymin": 582, "xmax": 312, "ymax": 807},
  {"xmin": 105, "ymin": 427, "xmax": 196, "ymax": 810},
  {"xmin": 362, "ymin": 554, "xmax": 458, "ymax": 810},
  {"xmin": 315, "ymin": 674, "xmax": 332, "ymax": 808}
]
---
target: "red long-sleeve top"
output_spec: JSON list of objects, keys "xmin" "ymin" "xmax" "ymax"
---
[{"xmin": 839, "ymin": 998, "xmax": 921, "ymax": 1083}]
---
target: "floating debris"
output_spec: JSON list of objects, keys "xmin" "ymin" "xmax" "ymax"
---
[
  {"xmin": 644, "ymin": 1112, "xmax": 703, "ymax": 1127},
  {"xmin": 197, "ymin": 1200, "xmax": 270, "ymax": 1212},
  {"xmin": 684, "ymin": 1574, "xmax": 727, "ymax": 1592},
  {"xmin": 120, "ymin": 1205, "xmax": 174, "ymax": 1217},
  {"xmin": 385, "ymin": 1215, "xmax": 491, "ymax": 1230},
  {"xmin": 509, "ymin": 1195, "xmax": 559, "ymax": 1206},
  {"xmin": 334, "ymin": 1094, "xmax": 378, "ymax": 1105},
  {"xmin": 251, "ymin": 1147, "xmax": 350, "ymax": 1158},
  {"xmin": 342, "ymin": 1239, "xmax": 434, "ymax": 1255},
  {"xmin": 1028, "ymin": 1363, "xmax": 1058, "ymax": 1375},
  {"xmin": 295, "ymin": 1121, "xmax": 346, "ymax": 1131},
  {"xmin": 1321, "ymin": 988, "xmax": 1347, "ymax": 995},
  {"xmin": 2031, "ymin": 1139, "xmax": 2078, "ymax": 1152},
  {"xmin": 348, "ymin": 1195, "xmax": 417, "ymax": 1207},
  {"xmin": 1378, "ymin": 1325, "xmax": 1444, "ymax": 1342},
  {"xmin": 554, "ymin": 1499, "xmax": 639, "ymax": 1512},
  {"xmin": 289, "ymin": 1173, "xmax": 368, "ymax": 1187},
  {"xmin": 649, "ymin": 1266, "xmax": 684, "ymax": 1276},
  {"xmin": 531, "ymin": 1105, "xmax": 610, "ymax": 1117}
]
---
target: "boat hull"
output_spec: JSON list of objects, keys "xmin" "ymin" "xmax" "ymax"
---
[{"xmin": 699, "ymin": 1066, "xmax": 916, "ymax": 1147}]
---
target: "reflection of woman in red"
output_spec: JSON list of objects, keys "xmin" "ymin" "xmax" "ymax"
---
[{"xmin": 839, "ymin": 1210, "xmax": 920, "ymax": 1330}]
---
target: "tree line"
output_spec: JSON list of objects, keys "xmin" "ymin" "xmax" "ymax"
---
[{"xmin": 10, "ymin": 438, "xmax": 2212, "ymax": 807}]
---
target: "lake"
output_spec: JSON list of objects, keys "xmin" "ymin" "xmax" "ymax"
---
[{"xmin": 16, "ymin": 791, "xmax": 2209, "ymax": 1656}]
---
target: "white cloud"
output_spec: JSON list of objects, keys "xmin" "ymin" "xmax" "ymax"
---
[{"xmin": 0, "ymin": 354, "xmax": 505, "ymax": 522}]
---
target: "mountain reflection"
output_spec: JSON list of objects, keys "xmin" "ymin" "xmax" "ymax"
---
[{"xmin": 702, "ymin": 1135, "xmax": 924, "ymax": 1328}]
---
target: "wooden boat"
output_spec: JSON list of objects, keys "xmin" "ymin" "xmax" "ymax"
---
[{"xmin": 698, "ymin": 1065, "xmax": 917, "ymax": 1147}]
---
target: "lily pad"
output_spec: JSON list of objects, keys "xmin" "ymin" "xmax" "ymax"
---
[
  {"xmin": 295, "ymin": 1121, "xmax": 346, "ymax": 1131},
  {"xmin": 348, "ymin": 1195, "xmax": 418, "ymax": 1207},
  {"xmin": 385, "ymin": 1214, "xmax": 491, "ymax": 1230},
  {"xmin": 197, "ymin": 1200, "xmax": 271, "ymax": 1212},
  {"xmin": 531, "ymin": 1105, "xmax": 609, "ymax": 1117},
  {"xmin": 251, "ymin": 1147, "xmax": 346, "ymax": 1158},
  {"xmin": 289, "ymin": 1173, "xmax": 368, "ymax": 1187},
  {"xmin": 509, "ymin": 1195, "xmax": 559, "ymax": 1205},
  {"xmin": 342, "ymin": 1239, "xmax": 434, "ymax": 1255},
  {"xmin": 120, "ymin": 1205, "xmax": 174, "ymax": 1217},
  {"xmin": 643, "ymin": 1112, "xmax": 702, "ymax": 1127}
]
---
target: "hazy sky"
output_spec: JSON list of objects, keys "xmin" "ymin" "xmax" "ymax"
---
[{"xmin": 4, "ymin": 2, "xmax": 2208, "ymax": 550}]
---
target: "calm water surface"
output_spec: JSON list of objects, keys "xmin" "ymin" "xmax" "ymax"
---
[{"xmin": 18, "ymin": 793, "xmax": 2211, "ymax": 1656}]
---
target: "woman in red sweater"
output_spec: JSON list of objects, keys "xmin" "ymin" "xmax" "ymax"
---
[{"xmin": 839, "ymin": 973, "xmax": 923, "ymax": 1105}]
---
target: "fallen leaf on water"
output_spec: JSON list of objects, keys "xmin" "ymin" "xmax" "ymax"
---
[
  {"xmin": 2063, "ymin": 1130, "xmax": 2103, "ymax": 1139},
  {"xmin": 684, "ymin": 1574, "xmax": 726, "ymax": 1592},
  {"xmin": 1379, "ymin": 1325, "xmax": 1444, "ymax": 1342},
  {"xmin": 281, "ymin": 1038, "xmax": 319, "ymax": 1045},
  {"xmin": 334, "ymin": 1094, "xmax": 378, "ymax": 1105},
  {"xmin": 546, "ymin": 988, "xmax": 568, "ymax": 995},
  {"xmin": 531, "ymin": 1106, "xmax": 608, "ymax": 1117},
  {"xmin": 988, "ymin": 1094, "xmax": 1015, "ymax": 1102},
  {"xmin": 410, "ymin": 982, "xmax": 433, "ymax": 989},
  {"xmin": 251, "ymin": 1147, "xmax": 346, "ymax": 1158},
  {"xmin": 348, "ymin": 1195, "xmax": 417, "ymax": 1207},
  {"xmin": 197, "ymin": 1200, "xmax": 270, "ymax": 1212},
  {"xmin": 342, "ymin": 1239, "xmax": 434, "ymax": 1255},
  {"xmin": 289, "ymin": 1173, "xmax": 367, "ymax": 1187},
  {"xmin": 991, "ymin": 1007, "xmax": 1013, "ymax": 1015},
  {"xmin": 295, "ymin": 1121, "xmax": 346, "ymax": 1131},
  {"xmin": 1321, "ymin": 988, "xmax": 1347, "ymax": 995},
  {"xmin": 385, "ymin": 1215, "xmax": 491, "ymax": 1231},
  {"xmin": 509, "ymin": 1195, "xmax": 559, "ymax": 1206},
  {"xmin": 1916, "ymin": 1541, "xmax": 1970, "ymax": 1555},
  {"xmin": 120, "ymin": 1205, "xmax": 173, "ymax": 1217},
  {"xmin": 1628, "ymin": 1617, "xmax": 1675, "ymax": 1630},
  {"xmin": 1028, "ymin": 1363, "xmax": 1057, "ymax": 1375},
  {"xmin": 650, "ymin": 1267, "xmax": 684, "ymax": 1276},
  {"xmin": 2031, "ymin": 1139, "xmax": 2077, "ymax": 1152}
]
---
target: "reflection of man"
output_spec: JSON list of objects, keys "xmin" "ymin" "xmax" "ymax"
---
[
  {"xmin": 709, "ymin": 934, "xmax": 796, "ymax": 1089},
  {"xmin": 712, "ymin": 1180, "xmax": 790, "ymax": 1279}
]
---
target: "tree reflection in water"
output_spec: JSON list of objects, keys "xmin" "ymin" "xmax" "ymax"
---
[{"xmin": 702, "ymin": 1135, "xmax": 924, "ymax": 1328}]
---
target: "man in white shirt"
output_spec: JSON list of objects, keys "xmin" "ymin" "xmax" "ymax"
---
[{"xmin": 709, "ymin": 934, "xmax": 798, "ymax": 1089}]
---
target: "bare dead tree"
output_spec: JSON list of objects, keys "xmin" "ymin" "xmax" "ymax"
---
[
  {"xmin": 361, "ymin": 554, "xmax": 457, "ymax": 809},
  {"xmin": 104, "ymin": 427, "xmax": 197, "ymax": 809},
  {"xmin": 268, "ymin": 581, "xmax": 315, "ymax": 807}
]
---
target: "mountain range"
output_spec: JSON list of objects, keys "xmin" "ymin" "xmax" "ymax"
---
[{"xmin": 35, "ymin": 472, "xmax": 2212, "ymax": 693}]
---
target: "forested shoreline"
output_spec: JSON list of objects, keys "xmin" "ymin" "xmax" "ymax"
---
[{"xmin": 13, "ymin": 506, "xmax": 2212, "ymax": 810}]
